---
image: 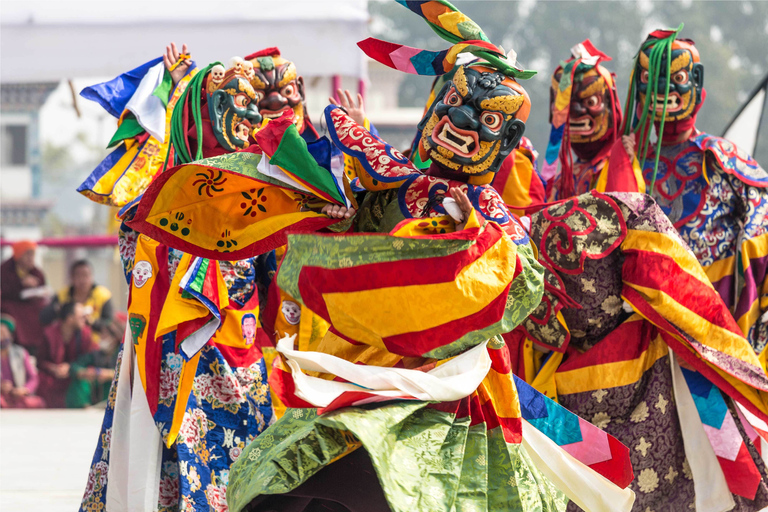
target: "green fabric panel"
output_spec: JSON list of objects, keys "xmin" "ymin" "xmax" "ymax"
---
[
  {"xmin": 152, "ymin": 68, "xmax": 173, "ymax": 108},
  {"xmin": 269, "ymin": 125, "xmax": 345, "ymax": 205},
  {"xmin": 227, "ymin": 408, "xmax": 359, "ymax": 511},
  {"xmin": 487, "ymin": 428, "xmax": 567, "ymax": 511},
  {"xmin": 193, "ymin": 151, "xmax": 308, "ymax": 194},
  {"xmin": 320, "ymin": 403, "xmax": 463, "ymax": 512},
  {"xmin": 186, "ymin": 258, "xmax": 210, "ymax": 296},
  {"xmin": 354, "ymin": 189, "xmax": 401, "ymax": 233},
  {"xmin": 456, "ymin": 20, "xmax": 483, "ymax": 41},
  {"xmin": 107, "ymin": 114, "xmax": 144, "ymax": 148},
  {"xmin": 228, "ymin": 400, "xmax": 569, "ymax": 512},
  {"xmin": 451, "ymin": 422, "xmax": 488, "ymax": 509}
]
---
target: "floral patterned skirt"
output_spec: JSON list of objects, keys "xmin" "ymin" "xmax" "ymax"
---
[{"xmin": 79, "ymin": 344, "xmax": 273, "ymax": 512}]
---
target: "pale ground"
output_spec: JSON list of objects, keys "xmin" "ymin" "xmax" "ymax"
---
[{"xmin": 0, "ymin": 409, "xmax": 104, "ymax": 511}]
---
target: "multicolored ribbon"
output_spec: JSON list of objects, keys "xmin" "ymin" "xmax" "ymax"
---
[{"xmin": 358, "ymin": 0, "xmax": 535, "ymax": 79}]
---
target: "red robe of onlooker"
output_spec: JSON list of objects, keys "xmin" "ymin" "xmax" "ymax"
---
[
  {"xmin": 0, "ymin": 241, "xmax": 49, "ymax": 355},
  {"xmin": 0, "ymin": 315, "xmax": 45, "ymax": 408},
  {"xmin": 38, "ymin": 303, "xmax": 96, "ymax": 408}
]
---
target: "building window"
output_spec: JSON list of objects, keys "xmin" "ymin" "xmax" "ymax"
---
[{"xmin": 1, "ymin": 124, "xmax": 28, "ymax": 166}]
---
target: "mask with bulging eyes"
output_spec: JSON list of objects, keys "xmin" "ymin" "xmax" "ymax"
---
[
  {"xmin": 416, "ymin": 65, "xmax": 530, "ymax": 180},
  {"xmin": 206, "ymin": 62, "xmax": 263, "ymax": 152},
  {"xmin": 635, "ymin": 40, "xmax": 703, "ymax": 123},
  {"xmin": 246, "ymin": 48, "xmax": 309, "ymax": 134},
  {"xmin": 550, "ymin": 66, "xmax": 617, "ymax": 145}
]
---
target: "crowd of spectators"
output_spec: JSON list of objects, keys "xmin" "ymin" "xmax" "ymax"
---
[{"xmin": 0, "ymin": 240, "xmax": 122, "ymax": 409}]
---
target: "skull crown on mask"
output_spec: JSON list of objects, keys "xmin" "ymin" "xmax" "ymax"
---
[{"xmin": 206, "ymin": 58, "xmax": 263, "ymax": 152}]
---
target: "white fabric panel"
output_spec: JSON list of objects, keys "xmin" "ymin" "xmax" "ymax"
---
[
  {"xmin": 127, "ymin": 357, "xmax": 163, "ymax": 512},
  {"xmin": 106, "ymin": 326, "xmax": 134, "ymax": 511},
  {"xmin": 256, "ymin": 154, "xmax": 312, "ymax": 195},
  {"xmin": 125, "ymin": 61, "xmax": 167, "ymax": 142},
  {"xmin": 520, "ymin": 420, "xmax": 636, "ymax": 512},
  {"xmin": 669, "ymin": 351, "xmax": 735, "ymax": 512},
  {"xmin": 105, "ymin": 328, "xmax": 164, "ymax": 512},
  {"xmin": 177, "ymin": 257, "xmax": 222, "ymax": 359},
  {"xmin": 276, "ymin": 335, "xmax": 491, "ymax": 407}
]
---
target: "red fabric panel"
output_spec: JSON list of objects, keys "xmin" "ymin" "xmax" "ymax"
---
[
  {"xmin": 586, "ymin": 433, "xmax": 635, "ymax": 489},
  {"xmin": 719, "ymin": 443, "xmax": 761, "ymax": 499},
  {"xmin": 623, "ymin": 248, "xmax": 743, "ymax": 336},
  {"xmin": 145, "ymin": 244, "xmax": 170, "ymax": 416}
]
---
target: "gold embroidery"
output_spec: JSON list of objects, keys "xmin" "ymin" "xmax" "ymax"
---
[
  {"xmin": 453, "ymin": 65, "xmax": 468, "ymax": 97},
  {"xmin": 278, "ymin": 63, "xmax": 298, "ymax": 88},
  {"xmin": 479, "ymin": 94, "xmax": 524, "ymax": 115}
]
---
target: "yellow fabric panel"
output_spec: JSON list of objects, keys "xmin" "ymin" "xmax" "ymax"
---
[
  {"xmin": 390, "ymin": 209, "xmax": 482, "ymax": 238},
  {"xmin": 130, "ymin": 235, "xmax": 163, "ymax": 393},
  {"xmin": 323, "ymin": 234, "xmax": 517, "ymax": 345},
  {"xmin": 144, "ymin": 167, "xmax": 325, "ymax": 251},
  {"xmin": 478, "ymin": 368, "xmax": 522, "ymax": 419},
  {"xmin": 555, "ymin": 333, "xmax": 668, "ymax": 395},
  {"xmin": 737, "ymin": 233, "xmax": 768, "ymax": 335},
  {"xmin": 622, "ymin": 229, "xmax": 714, "ymax": 290},
  {"xmin": 298, "ymin": 306, "xmax": 330, "ymax": 353},
  {"xmin": 312, "ymin": 330, "xmax": 406, "ymax": 370},
  {"xmin": 91, "ymin": 143, "xmax": 142, "ymax": 195},
  {"xmin": 499, "ymin": 150, "xmax": 535, "ymax": 210},
  {"xmin": 531, "ymin": 350, "xmax": 564, "ymax": 402},
  {"xmin": 261, "ymin": 346, "xmax": 286, "ymax": 419},
  {"xmin": 390, "ymin": 216, "xmax": 457, "ymax": 237},
  {"xmin": 155, "ymin": 253, "xmax": 202, "ymax": 339},
  {"xmin": 703, "ymin": 255, "xmax": 736, "ymax": 285},
  {"xmin": 629, "ymin": 282, "xmax": 760, "ymax": 368},
  {"xmin": 213, "ymin": 308, "xmax": 261, "ymax": 350},
  {"xmin": 166, "ymin": 350, "xmax": 201, "ymax": 447}
]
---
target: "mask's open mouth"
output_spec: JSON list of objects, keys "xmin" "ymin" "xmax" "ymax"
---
[
  {"xmin": 235, "ymin": 120, "xmax": 252, "ymax": 142},
  {"xmin": 260, "ymin": 106, "xmax": 291, "ymax": 119},
  {"xmin": 432, "ymin": 116, "xmax": 480, "ymax": 158},
  {"xmin": 569, "ymin": 116, "xmax": 594, "ymax": 135},
  {"xmin": 654, "ymin": 92, "xmax": 682, "ymax": 113}
]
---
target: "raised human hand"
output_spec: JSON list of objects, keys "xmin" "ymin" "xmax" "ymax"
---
[
  {"xmin": 621, "ymin": 135, "xmax": 636, "ymax": 162},
  {"xmin": 448, "ymin": 187, "xmax": 474, "ymax": 231},
  {"xmin": 163, "ymin": 42, "xmax": 192, "ymax": 85},
  {"xmin": 329, "ymin": 89, "xmax": 366, "ymax": 126},
  {"xmin": 321, "ymin": 203, "xmax": 357, "ymax": 219}
]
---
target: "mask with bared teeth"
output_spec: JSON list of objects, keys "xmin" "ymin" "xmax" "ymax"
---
[
  {"xmin": 634, "ymin": 36, "xmax": 703, "ymax": 124},
  {"xmin": 416, "ymin": 64, "xmax": 530, "ymax": 182},
  {"xmin": 246, "ymin": 47, "xmax": 313, "ymax": 136},
  {"xmin": 206, "ymin": 63, "xmax": 262, "ymax": 151}
]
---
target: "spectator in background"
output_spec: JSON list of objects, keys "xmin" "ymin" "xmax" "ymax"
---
[
  {"xmin": 0, "ymin": 314, "xmax": 45, "ymax": 408},
  {"xmin": 38, "ymin": 302, "xmax": 96, "ymax": 408},
  {"xmin": 0, "ymin": 240, "xmax": 49, "ymax": 355},
  {"xmin": 66, "ymin": 319, "xmax": 121, "ymax": 408},
  {"xmin": 41, "ymin": 259, "xmax": 113, "ymax": 330}
]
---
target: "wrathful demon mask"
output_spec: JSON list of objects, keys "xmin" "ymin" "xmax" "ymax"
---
[
  {"xmin": 246, "ymin": 47, "xmax": 308, "ymax": 133},
  {"xmin": 634, "ymin": 36, "xmax": 703, "ymax": 123},
  {"xmin": 206, "ymin": 63, "xmax": 262, "ymax": 151},
  {"xmin": 551, "ymin": 64, "xmax": 618, "ymax": 145},
  {"xmin": 417, "ymin": 64, "xmax": 530, "ymax": 178}
]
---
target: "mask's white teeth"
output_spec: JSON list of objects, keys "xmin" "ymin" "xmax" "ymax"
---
[{"xmin": 438, "ymin": 123, "xmax": 473, "ymax": 153}]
